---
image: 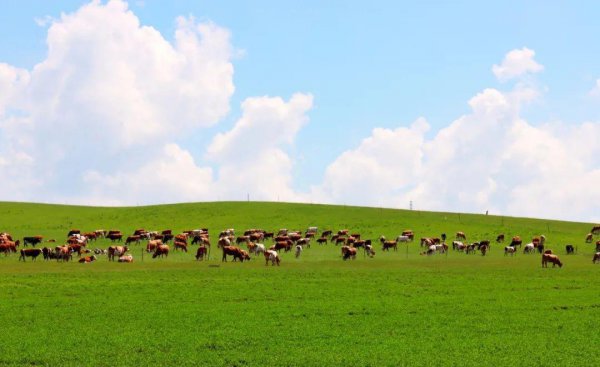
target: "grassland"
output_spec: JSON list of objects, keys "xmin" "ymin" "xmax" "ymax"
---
[{"xmin": 0, "ymin": 201, "xmax": 598, "ymax": 366}]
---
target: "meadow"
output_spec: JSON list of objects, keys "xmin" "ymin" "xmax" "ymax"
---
[{"xmin": 0, "ymin": 201, "xmax": 598, "ymax": 366}]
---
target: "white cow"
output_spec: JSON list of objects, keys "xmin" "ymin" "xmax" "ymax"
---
[
  {"xmin": 504, "ymin": 246, "xmax": 517, "ymax": 256},
  {"xmin": 396, "ymin": 235, "xmax": 410, "ymax": 243},
  {"xmin": 295, "ymin": 244, "xmax": 303, "ymax": 258},
  {"xmin": 523, "ymin": 243, "xmax": 535, "ymax": 254}
]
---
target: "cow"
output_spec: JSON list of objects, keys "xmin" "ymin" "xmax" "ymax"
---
[
  {"xmin": 67, "ymin": 229, "xmax": 80, "ymax": 237},
  {"xmin": 504, "ymin": 246, "xmax": 517, "ymax": 256},
  {"xmin": 402, "ymin": 230, "xmax": 414, "ymax": 241},
  {"xmin": 593, "ymin": 252, "xmax": 600, "ymax": 264},
  {"xmin": 118, "ymin": 255, "xmax": 134, "ymax": 263},
  {"xmin": 297, "ymin": 238, "xmax": 311, "ymax": 248},
  {"xmin": 249, "ymin": 232, "xmax": 264, "ymax": 243},
  {"xmin": 396, "ymin": 235, "xmax": 410, "ymax": 243},
  {"xmin": 236, "ymin": 235, "xmax": 250, "ymax": 244},
  {"xmin": 133, "ymin": 229, "xmax": 146, "ymax": 236},
  {"xmin": 264, "ymin": 250, "xmax": 280, "ymax": 266},
  {"xmin": 480, "ymin": 243, "xmax": 489, "ymax": 256},
  {"xmin": 316, "ymin": 237, "xmax": 328, "ymax": 245},
  {"xmin": 218, "ymin": 237, "xmax": 231, "ymax": 249},
  {"xmin": 456, "ymin": 232, "xmax": 467, "ymax": 241},
  {"xmin": 453, "ymin": 241, "xmax": 466, "ymax": 251},
  {"xmin": 523, "ymin": 243, "xmax": 536, "ymax": 254},
  {"xmin": 338, "ymin": 229, "xmax": 349, "ymax": 236},
  {"xmin": 365, "ymin": 244, "xmax": 375, "ymax": 258},
  {"xmin": 222, "ymin": 246, "xmax": 246, "ymax": 262},
  {"xmin": 496, "ymin": 234, "xmax": 505, "ymax": 243},
  {"xmin": 23, "ymin": 236, "xmax": 43, "ymax": 247},
  {"xmin": 78, "ymin": 255, "xmax": 97, "ymax": 263},
  {"xmin": 509, "ymin": 236, "xmax": 522, "ymax": 248},
  {"xmin": 107, "ymin": 232, "xmax": 123, "ymax": 242},
  {"xmin": 191, "ymin": 235, "xmax": 210, "ymax": 246},
  {"xmin": 565, "ymin": 245, "xmax": 575, "ymax": 254},
  {"xmin": 542, "ymin": 253, "xmax": 563, "ymax": 268},
  {"xmin": 235, "ymin": 250, "xmax": 251, "ymax": 262},
  {"xmin": 174, "ymin": 241, "xmax": 188, "ymax": 252},
  {"xmin": 152, "ymin": 245, "xmax": 170, "ymax": 259},
  {"xmin": 420, "ymin": 237, "xmax": 434, "ymax": 248},
  {"xmin": 381, "ymin": 239, "xmax": 398, "ymax": 252},
  {"xmin": 195, "ymin": 245, "xmax": 208, "ymax": 261},
  {"xmin": 19, "ymin": 248, "xmax": 42, "ymax": 261},
  {"xmin": 68, "ymin": 243, "xmax": 84, "ymax": 257},
  {"xmin": 341, "ymin": 246, "xmax": 357, "ymax": 260},
  {"xmin": 295, "ymin": 244, "xmax": 303, "ymax": 258},
  {"xmin": 108, "ymin": 246, "xmax": 128, "ymax": 261},
  {"xmin": 94, "ymin": 248, "xmax": 107, "ymax": 255},
  {"xmin": 596, "ymin": 241, "xmax": 600, "ymax": 252},
  {"xmin": 591, "ymin": 225, "xmax": 600, "ymax": 235},
  {"xmin": 466, "ymin": 243, "xmax": 477, "ymax": 254},
  {"xmin": 55, "ymin": 246, "xmax": 72, "ymax": 262},
  {"xmin": 253, "ymin": 243, "xmax": 266, "ymax": 255},
  {"xmin": 125, "ymin": 235, "xmax": 141, "ymax": 245},
  {"xmin": 146, "ymin": 240, "xmax": 163, "ymax": 253},
  {"xmin": 321, "ymin": 230, "xmax": 333, "ymax": 238},
  {"xmin": 0, "ymin": 240, "xmax": 19, "ymax": 255},
  {"xmin": 273, "ymin": 241, "xmax": 292, "ymax": 252},
  {"xmin": 441, "ymin": 233, "xmax": 447, "ymax": 242},
  {"xmin": 585, "ymin": 233, "xmax": 593, "ymax": 243}
]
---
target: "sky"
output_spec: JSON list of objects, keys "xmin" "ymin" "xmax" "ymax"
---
[{"xmin": 0, "ymin": 0, "xmax": 599, "ymax": 222}]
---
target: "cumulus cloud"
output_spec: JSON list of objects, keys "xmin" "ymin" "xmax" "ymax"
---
[
  {"xmin": 314, "ymin": 49, "xmax": 599, "ymax": 222},
  {"xmin": 0, "ymin": 0, "xmax": 234, "ymax": 201},
  {"xmin": 492, "ymin": 47, "xmax": 544, "ymax": 81}
]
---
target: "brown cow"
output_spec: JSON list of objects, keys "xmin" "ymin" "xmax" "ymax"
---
[
  {"xmin": 316, "ymin": 237, "xmax": 328, "ymax": 245},
  {"xmin": 264, "ymin": 250, "xmax": 280, "ymax": 266},
  {"xmin": 593, "ymin": 252, "xmax": 600, "ymax": 264},
  {"xmin": 510, "ymin": 236, "xmax": 522, "ymax": 248},
  {"xmin": 381, "ymin": 240, "xmax": 398, "ymax": 252},
  {"xmin": 222, "ymin": 246, "xmax": 246, "ymax": 262},
  {"xmin": 496, "ymin": 234, "xmax": 505, "ymax": 243},
  {"xmin": 341, "ymin": 246, "xmax": 357, "ymax": 260},
  {"xmin": 585, "ymin": 233, "xmax": 593, "ymax": 243},
  {"xmin": 456, "ymin": 232, "xmax": 466, "ymax": 241},
  {"xmin": 273, "ymin": 241, "xmax": 292, "ymax": 252},
  {"xmin": 152, "ymin": 245, "xmax": 170, "ymax": 259},
  {"xmin": 591, "ymin": 225, "xmax": 600, "ymax": 235},
  {"xmin": 108, "ymin": 246, "xmax": 128, "ymax": 261},
  {"xmin": 125, "ymin": 235, "xmax": 141, "ymax": 245},
  {"xmin": 55, "ymin": 246, "xmax": 72, "ymax": 262},
  {"xmin": 174, "ymin": 241, "xmax": 188, "ymax": 252},
  {"xmin": 195, "ymin": 245, "xmax": 208, "ymax": 261},
  {"xmin": 146, "ymin": 240, "xmax": 163, "ymax": 253},
  {"xmin": 19, "ymin": 248, "xmax": 42, "ymax": 261},
  {"xmin": 107, "ymin": 232, "xmax": 123, "ymax": 242},
  {"xmin": 78, "ymin": 255, "xmax": 97, "ymax": 263},
  {"xmin": 68, "ymin": 244, "xmax": 84, "ymax": 257},
  {"xmin": 542, "ymin": 253, "xmax": 562, "ymax": 268}
]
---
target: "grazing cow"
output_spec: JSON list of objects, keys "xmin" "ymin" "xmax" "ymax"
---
[
  {"xmin": 321, "ymin": 230, "xmax": 333, "ymax": 238},
  {"xmin": 146, "ymin": 240, "xmax": 163, "ymax": 253},
  {"xmin": 78, "ymin": 255, "xmax": 97, "ymax": 263},
  {"xmin": 480, "ymin": 244, "xmax": 489, "ymax": 256},
  {"xmin": 23, "ymin": 236, "xmax": 43, "ymax": 247},
  {"xmin": 365, "ymin": 244, "xmax": 375, "ymax": 258},
  {"xmin": 402, "ymin": 230, "xmax": 414, "ymax": 240},
  {"xmin": 218, "ymin": 237, "xmax": 231, "ymax": 249},
  {"xmin": 295, "ymin": 244, "xmax": 303, "ymax": 258},
  {"xmin": 67, "ymin": 229, "xmax": 80, "ymax": 237},
  {"xmin": 253, "ymin": 243, "xmax": 266, "ymax": 255},
  {"xmin": 420, "ymin": 237, "xmax": 434, "ymax": 248},
  {"xmin": 273, "ymin": 241, "xmax": 292, "ymax": 252},
  {"xmin": 118, "ymin": 255, "xmax": 134, "ymax": 263},
  {"xmin": 478, "ymin": 240, "xmax": 491, "ymax": 250},
  {"xmin": 496, "ymin": 234, "xmax": 505, "ymax": 243},
  {"xmin": 341, "ymin": 246, "xmax": 357, "ymax": 260},
  {"xmin": 152, "ymin": 245, "xmax": 170, "ymax": 259},
  {"xmin": 133, "ymin": 229, "xmax": 146, "ymax": 236},
  {"xmin": 596, "ymin": 241, "xmax": 600, "ymax": 252},
  {"xmin": 263, "ymin": 232, "xmax": 274, "ymax": 240},
  {"xmin": 465, "ymin": 243, "xmax": 477, "ymax": 254},
  {"xmin": 456, "ymin": 232, "xmax": 467, "ymax": 241},
  {"xmin": 338, "ymin": 229, "xmax": 349, "ymax": 236},
  {"xmin": 236, "ymin": 236, "xmax": 250, "ymax": 244},
  {"xmin": 585, "ymin": 233, "xmax": 593, "ymax": 243},
  {"xmin": 125, "ymin": 235, "xmax": 141, "ymax": 245},
  {"xmin": 396, "ymin": 235, "xmax": 410, "ymax": 243},
  {"xmin": 107, "ymin": 232, "xmax": 123, "ymax": 242},
  {"xmin": 108, "ymin": 246, "xmax": 128, "ymax": 261},
  {"xmin": 542, "ymin": 254, "xmax": 563, "ymax": 268},
  {"xmin": 191, "ymin": 235, "xmax": 211, "ymax": 246},
  {"xmin": 222, "ymin": 246, "xmax": 246, "ymax": 262},
  {"xmin": 565, "ymin": 245, "xmax": 575, "ymax": 254},
  {"xmin": 504, "ymin": 246, "xmax": 517, "ymax": 256},
  {"xmin": 236, "ymin": 250, "xmax": 251, "ymax": 262},
  {"xmin": 509, "ymin": 236, "xmax": 522, "ymax": 248},
  {"xmin": 523, "ymin": 243, "xmax": 535, "ymax": 254},
  {"xmin": 42, "ymin": 247, "xmax": 55, "ymax": 260},
  {"xmin": 593, "ymin": 252, "xmax": 600, "ymax": 264},
  {"xmin": 381, "ymin": 239, "xmax": 398, "ymax": 252},
  {"xmin": 453, "ymin": 241, "xmax": 466, "ymax": 251},
  {"xmin": 55, "ymin": 246, "xmax": 72, "ymax": 262},
  {"xmin": 174, "ymin": 241, "xmax": 188, "ymax": 252},
  {"xmin": 297, "ymin": 238, "xmax": 311, "ymax": 248},
  {"xmin": 591, "ymin": 225, "xmax": 600, "ymax": 235},
  {"xmin": 68, "ymin": 243, "xmax": 84, "ymax": 257},
  {"xmin": 316, "ymin": 237, "xmax": 328, "ymax": 245},
  {"xmin": 195, "ymin": 245, "xmax": 208, "ymax": 261},
  {"xmin": 335, "ymin": 237, "xmax": 347, "ymax": 246},
  {"xmin": 264, "ymin": 250, "xmax": 280, "ymax": 266},
  {"xmin": 19, "ymin": 248, "xmax": 43, "ymax": 261},
  {"xmin": 249, "ymin": 232, "xmax": 264, "ymax": 243}
]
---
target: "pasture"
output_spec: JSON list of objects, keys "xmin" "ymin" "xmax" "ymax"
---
[{"xmin": 0, "ymin": 201, "xmax": 599, "ymax": 366}]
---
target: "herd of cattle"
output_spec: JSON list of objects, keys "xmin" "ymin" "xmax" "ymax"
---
[{"xmin": 1, "ymin": 224, "xmax": 600, "ymax": 268}]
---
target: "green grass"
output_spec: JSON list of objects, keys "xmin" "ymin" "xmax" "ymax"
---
[{"xmin": 0, "ymin": 201, "xmax": 598, "ymax": 366}]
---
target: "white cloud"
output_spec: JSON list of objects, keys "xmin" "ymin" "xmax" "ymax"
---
[
  {"xmin": 492, "ymin": 47, "xmax": 544, "ymax": 81},
  {"xmin": 315, "ymin": 51, "xmax": 600, "ymax": 221},
  {"xmin": 0, "ymin": 0, "xmax": 235, "ymax": 201}
]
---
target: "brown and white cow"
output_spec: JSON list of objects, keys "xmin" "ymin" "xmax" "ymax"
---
[
  {"xmin": 108, "ymin": 246, "xmax": 128, "ymax": 261},
  {"xmin": 341, "ymin": 246, "xmax": 357, "ymax": 260},
  {"xmin": 78, "ymin": 255, "xmax": 97, "ymax": 263},
  {"xmin": 593, "ymin": 252, "xmax": 600, "ymax": 264},
  {"xmin": 152, "ymin": 245, "xmax": 170, "ymax": 259},
  {"xmin": 264, "ymin": 250, "xmax": 280, "ymax": 266},
  {"xmin": 542, "ymin": 253, "xmax": 563, "ymax": 268},
  {"xmin": 118, "ymin": 255, "xmax": 134, "ymax": 263}
]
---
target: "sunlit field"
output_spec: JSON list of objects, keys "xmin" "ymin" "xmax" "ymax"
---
[{"xmin": 0, "ymin": 201, "xmax": 598, "ymax": 366}]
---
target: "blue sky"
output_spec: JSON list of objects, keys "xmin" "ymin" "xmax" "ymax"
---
[{"xmin": 0, "ymin": 1, "xmax": 598, "ymax": 221}]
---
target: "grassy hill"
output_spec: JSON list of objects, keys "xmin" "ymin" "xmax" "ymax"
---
[{"xmin": 0, "ymin": 201, "xmax": 598, "ymax": 367}]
